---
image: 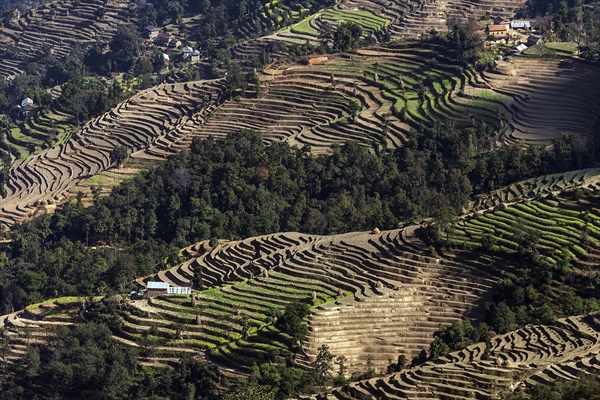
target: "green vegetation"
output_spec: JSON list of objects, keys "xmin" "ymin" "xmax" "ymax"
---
[
  {"xmin": 503, "ymin": 373, "xmax": 600, "ymax": 399},
  {"xmin": 447, "ymin": 196, "xmax": 598, "ymax": 266},
  {"xmin": 332, "ymin": 21, "xmax": 363, "ymax": 51},
  {"xmin": 0, "ymin": 321, "xmax": 222, "ymax": 400},
  {"xmin": 523, "ymin": 44, "xmax": 561, "ymax": 56},
  {"xmin": 0, "ymin": 129, "xmax": 590, "ymax": 314},
  {"xmin": 289, "ymin": 13, "xmax": 321, "ymax": 36},
  {"xmin": 323, "ymin": 9, "xmax": 390, "ymax": 32},
  {"xmin": 124, "ymin": 287, "xmax": 333, "ymax": 368},
  {"xmin": 545, "ymin": 41, "xmax": 578, "ymax": 53},
  {"xmin": 427, "ymin": 320, "xmax": 490, "ymax": 360},
  {"xmin": 287, "ymin": 7, "xmax": 391, "ymax": 39},
  {"xmin": 434, "ymin": 192, "xmax": 600, "ymax": 334},
  {"xmin": 24, "ymin": 296, "xmax": 103, "ymax": 311},
  {"xmin": 2, "ymin": 0, "xmax": 600, "ymax": 396}
]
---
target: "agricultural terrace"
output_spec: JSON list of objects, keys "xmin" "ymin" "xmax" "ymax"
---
[
  {"xmin": 0, "ymin": 0, "xmax": 133, "ymax": 81},
  {"xmin": 266, "ymin": 44, "xmax": 502, "ymax": 136},
  {"xmin": 310, "ymin": 312, "xmax": 600, "ymax": 399},
  {"xmin": 233, "ymin": 0, "xmax": 326, "ymax": 39},
  {"xmin": 196, "ymin": 43, "xmax": 509, "ymax": 154},
  {"xmin": 4, "ymin": 43, "xmax": 599, "ymax": 228},
  {"xmin": 6, "ymin": 108, "xmax": 74, "ymax": 160},
  {"xmin": 469, "ymin": 168, "xmax": 600, "ymax": 212},
  {"xmin": 0, "ymin": 297, "xmax": 101, "ymax": 366},
  {"xmin": 391, "ymin": 0, "xmax": 527, "ymax": 38},
  {"xmin": 0, "ymin": 228, "xmax": 502, "ymax": 375},
  {"xmin": 482, "ymin": 58, "xmax": 600, "ymax": 145},
  {"xmin": 272, "ymin": 7, "xmax": 390, "ymax": 45},
  {"xmin": 268, "ymin": 0, "xmax": 527, "ymax": 42},
  {"xmin": 0, "ymin": 80, "xmax": 225, "ymax": 229},
  {"xmin": 449, "ymin": 193, "xmax": 600, "ymax": 270},
  {"xmin": 132, "ymin": 229, "xmax": 500, "ymax": 374}
]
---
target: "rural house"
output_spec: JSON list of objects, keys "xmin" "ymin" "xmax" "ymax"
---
[
  {"xmin": 487, "ymin": 24, "xmax": 509, "ymax": 37},
  {"xmin": 182, "ymin": 46, "xmax": 201, "ymax": 63},
  {"xmin": 19, "ymin": 97, "xmax": 37, "ymax": 118},
  {"xmin": 527, "ymin": 34, "xmax": 543, "ymax": 46},
  {"xmin": 146, "ymin": 281, "xmax": 169, "ymax": 297},
  {"xmin": 168, "ymin": 39, "xmax": 182, "ymax": 48},
  {"xmin": 156, "ymin": 32, "xmax": 173, "ymax": 46},
  {"xmin": 144, "ymin": 25, "xmax": 160, "ymax": 40},
  {"xmin": 146, "ymin": 281, "xmax": 191, "ymax": 297}
]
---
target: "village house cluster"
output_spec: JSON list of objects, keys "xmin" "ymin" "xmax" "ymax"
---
[
  {"xmin": 144, "ymin": 25, "xmax": 202, "ymax": 66},
  {"xmin": 483, "ymin": 18, "xmax": 545, "ymax": 53}
]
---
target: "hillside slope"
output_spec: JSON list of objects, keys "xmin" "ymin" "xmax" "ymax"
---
[
  {"xmin": 0, "ymin": 227, "xmax": 504, "ymax": 375},
  {"xmin": 2, "ymin": 179, "xmax": 600, "ymax": 392},
  {"xmin": 0, "ymin": 80, "xmax": 225, "ymax": 228},
  {"xmin": 308, "ymin": 312, "xmax": 600, "ymax": 399},
  {"xmin": 2, "ymin": 45, "xmax": 599, "ymax": 229},
  {"xmin": 0, "ymin": 0, "xmax": 134, "ymax": 81}
]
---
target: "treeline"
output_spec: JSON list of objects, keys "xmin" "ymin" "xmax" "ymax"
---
[
  {"xmin": 0, "ymin": 321, "xmax": 223, "ymax": 400},
  {"xmin": 0, "ymin": 317, "xmax": 342, "ymax": 400},
  {"xmin": 0, "ymin": 128, "xmax": 594, "ymax": 314},
  {"xmin": 503, "ymin": 373, "xmax": 600, "ymax": 399},
  {"xmin": 137, "ymin": 0, "xmax": 334, "ymax": 40},
  {"xmin": 527, "ymin": 0, "xmax": 600, "ymax": 60},
  {"xmin": 0, "ymin": 24, "xmax": 159, "ymax": 124}
]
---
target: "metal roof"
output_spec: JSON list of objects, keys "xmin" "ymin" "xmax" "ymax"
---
[
  {"xmin": 167, "ymin": 286, "xmax": 191, "ymax": 294},
  {"xmin": 516, "ymin": 44, "xmax": 528, "ymax": 52},
  {"xmin": 147, "ymin": 281, "xmax": 169, "ymax": 289},
  {"xmin": 510, "ymin": 21, "xmax": 531, "ymax": 29}
]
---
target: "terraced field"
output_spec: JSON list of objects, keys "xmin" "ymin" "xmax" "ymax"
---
[
  {"xmin": 253, "ymin": 0, "xmax": 526, "ymax": 47},
  {"xmin": 450, "ymin": 193, "xmax": 600, "ymax": 267},
  {"xmin": 469, "ymin": 168, "xmax": 600, "ymax": 212},
  {"xmin": 310, "ymin": 312, "xmax": 600, "ymax": 399},
  {"xmin": 3, "ymin": 42, "xmax": 599, "ymax": 228},
  {"xmin": 197, "ymin": 43, "xmax": 505, "ymax": 153},
  {"xmin": 6, "ymin": 108, "xmax": 74, "ymax": 160},
  {"xmin": 269, "ymin": 7, "xmax": 391, "ymax": 45},
  {"xmin": 0, "ymin": 0, "xmax": 133, "ymax": 81},
  {"xmin": 100, "ymin": 228, "xmax": 505, "ymax": 374},
  {"xmin": 0, "ymin": 80, "xmax": 225, "ymax": 228},
  {"xmin": 390, "ymin": 0, "xmax": 527, "ymax": 38},
  {"xmin": 0, "ymin": 297, "xmax": 99, "ymax": 366},
  {"xmin": 232, "ymin": 0, "xmax": 528, "ymax": 60},
  {"xmin": 0, "ymin": 228, "xmax": 503, "ymax": 375},
  {"xmin": 482, "ymin": 58, "xmax": 600, "ymax": 144}
]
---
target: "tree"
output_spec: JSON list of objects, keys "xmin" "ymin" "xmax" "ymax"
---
[
  {"xmin": 363, "ymin": 354, "xmax": 375, "ymax": 379},
  {"xmin": 108, "ymin": 24, "xmax": 141, "ymax": 72},
  {"xmin": 278, "ymin": 301, "xmax": 310, "ymax": 346},
  {"xmin": 334, "ymin": 355, "xmax": 347, "ymax": 385},
  {"xmin": 396, "ymin": 354, "xmax": 407, "ymax": 371},
  {"xmin": 224, "ymin": 385, "xmax": 276, "ymax": 400},
  {"xmin": 110, "ymin": 145, "xmax": 129, "ymax": 166},
  {"xmin": 411, "ymin": 349, "xmax": 428, "ymax": 367},
  {"xmin": 313, "ymin": 344, "xmax": 334, "ymax": 386},
  {"xmin": 0, "ymin": 329, "xmax": 9, "ymax": 371},
  {"xmin": 489, "ymin": 302, "xmax": 517, "ymax": 333},
  {"xmin": 429, "ymin": 337, "xmax": 451, "ymax": 360},
  {"xmin": 332, "ymin": 22, "xmax": 362, "ymax": 52},
  {"xmin": 348, "ymin": 100, "xmax": 361, "ymax": 121},
  {"xmin": 22, "ymin": 346, "xmax": 40, "ymax": 382}
]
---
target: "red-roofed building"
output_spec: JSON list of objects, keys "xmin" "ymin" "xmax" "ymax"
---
[{"xmin": 487, "ymin": 24, "xmax": 509, "ymax": 37}]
